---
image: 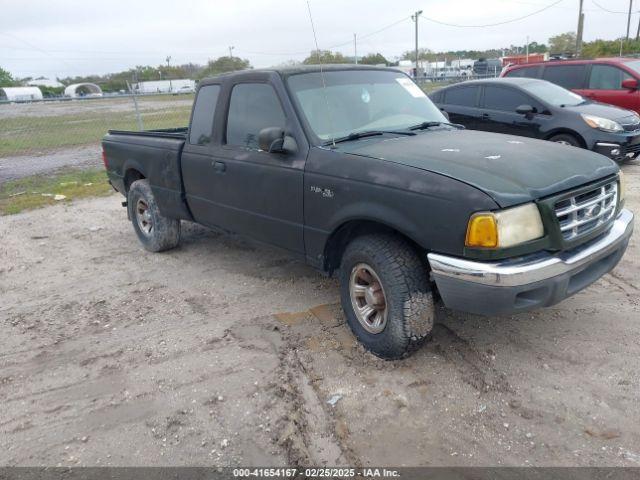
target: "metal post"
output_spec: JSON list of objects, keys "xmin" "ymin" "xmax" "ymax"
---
[
  {"xmin": 411, "ymin": 10, "xmax": 423, "ymax": 78},
  {"xmin": 127, "ymin": 80, "xmax": 144, "ymax": 131},
  {"xmin": 576, "ymin": 0, "xmax": 584, "ymax": 56},
  {"xmin": 526, "ymin": 35, "xmax": 529, "ymax": 62},
  {"xmin": 354, "ymin": 33, "xmax": 357, "ymax": 64},
  {"xmin": 626, "ymin": 0, "xmax": 633, "ymax": 41}
]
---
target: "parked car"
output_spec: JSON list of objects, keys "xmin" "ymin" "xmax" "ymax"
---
[
  {"xmin": 102, "ymin": 65, "xmax": 633, "ymax": 360},
  {"xmin": 430, "ymin": 77, "xmax": 640, "ymax": 161},
  {"xmin": 473, "ymin": 58, "xmax": 503, "ymax": 77},
  {"xmin": 501, "ymin": 57, "xmax": 640, "ymax": 114}
]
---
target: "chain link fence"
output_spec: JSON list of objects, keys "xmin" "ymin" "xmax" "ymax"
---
[
  {"xmin": 0, "ymin": 71, "xmax": 499, "ymax": 167},
  {"xmin": 0, "ymin": 93, "xmax": 194, "ymax": 160}
]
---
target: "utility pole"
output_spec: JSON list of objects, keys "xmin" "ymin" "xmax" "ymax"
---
[
  {"xmin": 526, "ymin": 35, "xmax": 529, "ymax": 62},
  {"xmin": 411, "ymin": 10, "xmax": 423, "ymax": 78},
  {"xmin": 636, "ymin": 12, "xmax": 640, "ymax": 40},
  {"xmin": 576, "ymin": 0, "xmax": 584, "ymax": 57},
  {"xmin": 354, "ymin": 33, "xmax": 358, "ymax": 64},
  {"xmin": 626, "ymin": 0, "xmax": 634, "ymax": 41},
  {"xmin": 166, "ymin": 56, "xmax": 172, "ymax": 93},
  {"xmin": 228, "ymin": 46, "xmax": 234, "ymax": 59}
]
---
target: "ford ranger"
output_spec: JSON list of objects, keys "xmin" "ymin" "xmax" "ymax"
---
[{"xmin": 102, "ymin": 65, "xmax": 634, "ymax": 359}]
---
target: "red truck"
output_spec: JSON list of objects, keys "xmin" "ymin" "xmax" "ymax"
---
[{"xmin": 501, "ymin": 57, "xmax": 640, "ymax": 114}]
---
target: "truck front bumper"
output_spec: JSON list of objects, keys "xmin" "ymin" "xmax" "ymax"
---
[{"xmin": 427, "ymin": 209, "xmax": 634, "ymax": 316}]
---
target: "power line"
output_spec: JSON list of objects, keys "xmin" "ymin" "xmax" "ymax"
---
[
  {"xmin": 419, "ymin": 0, "xmax": 566, "ymax": 28},
  {"xmin": 591, "ymin": 0, "xmax": 640, "ymax": 14},
  {"xmin": 238, "ymin": 15, "xmax": 411, "ymax": 56}
]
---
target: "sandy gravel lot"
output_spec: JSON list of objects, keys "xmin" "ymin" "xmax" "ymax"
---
[
  {"xmin": 0, "ymin": 162, "xmax": 638, "ymax": 467},
  {"xmin": 0, "ymin": 145, "xmax": 102, "ymax": 184}
]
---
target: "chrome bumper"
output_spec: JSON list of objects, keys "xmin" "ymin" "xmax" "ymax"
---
[
  {"xmin": 427, "ymin": 209, "xmax": 633, "ymax": 315},
  {"xmin": 429, "ymin": 209, "xmax": 633, "ymax": 287}
]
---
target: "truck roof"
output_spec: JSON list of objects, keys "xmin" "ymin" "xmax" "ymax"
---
[{"xmin": 199, "ymin": 64, "xmax": 398, "ymax": 85}]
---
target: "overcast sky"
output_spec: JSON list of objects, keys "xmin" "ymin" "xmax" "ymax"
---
[{"xmin": 1, "ymin": 0, "xmax": 638, "ymax": 78}]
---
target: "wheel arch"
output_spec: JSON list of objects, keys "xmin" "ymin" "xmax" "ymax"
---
[
  {"xmin": 123, "ymin": 164, "xmax": 146, "ymax": 193},
  {"xmin": 322, "ymin": 218, "xmax": 427, "ymax": 275},
  {"xmin": 543, "ymin": 128, "xmax": 587, "ymax": 148}
]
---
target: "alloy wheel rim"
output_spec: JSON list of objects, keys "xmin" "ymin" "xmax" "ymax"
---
[
  {"xmin": 349, "ymin": 263, "xmax": 388, "ymax": 334},
  {"xmin": 135, "ymin": 199, "xmax": 153, "ymax": 235}
]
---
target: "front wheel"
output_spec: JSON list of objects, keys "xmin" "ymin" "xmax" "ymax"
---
[
  {"xmin": 339, "ymin": 234, "xmax": 436, "ymax": 359},
  {"xmin": 549, "ymin": 133, "xmax": 581, "ymax": 147}
]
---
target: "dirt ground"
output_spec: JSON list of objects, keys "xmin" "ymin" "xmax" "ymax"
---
[{"xmin": 1, "ymin": 162, "xmax": 639, "ymax": 467}]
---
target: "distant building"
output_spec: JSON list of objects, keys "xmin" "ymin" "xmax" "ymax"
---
[
  {"xmin": 0, "ymin": 86, "xmax": 44, "ymax": 102},
  {"xmin": 27, "ymin": 77, "xmax": 64, "ymax": 88},
  {"xmin": 64, "ymin": 83, "xmax": 103, "ymax": 98},
  {"xmin": 134, "ymin": 79, "xmax": 196, "ymax": 94}
]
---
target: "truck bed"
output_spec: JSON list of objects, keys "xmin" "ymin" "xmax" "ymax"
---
[{"xmin": 102, "ymin": 128, "xmax": 192, "ymax": 221}]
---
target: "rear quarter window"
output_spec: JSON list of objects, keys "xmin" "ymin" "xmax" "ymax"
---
[
  {"xmin": 504, "ymin": 66, "xmax": 540, "ymax": 78},
  {"xmin": 429, "ymin": 90, "xmax": 444, "ymax": 103},
  {"xmin": 542, "ymin": 64, "xmax": 586, "ymax": 89},
  {"xmin": 189, "ymin": 85, "xmax": 221, "ymax": 145}
]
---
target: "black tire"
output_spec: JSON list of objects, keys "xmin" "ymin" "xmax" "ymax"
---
[
  {"xmin": 127, "ymin": 179, "xmax": 181, "ymax": 252},
  {"xmin": 338, "ymin": 234, "xmax": 436, "ymax": 360},
  {"xmin": 549, "ymin": 133, "xmax": 581, "ymax": 148}
]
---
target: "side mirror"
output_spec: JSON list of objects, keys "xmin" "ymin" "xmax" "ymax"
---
[
  {"xmin": 516, "ymin": 104, "xmax": 535, "ymax": 115},
  {"xmin": 258, "ymin": 127, "xmax": 286, "ymax": 153},
  {"xmin": 440, "ymin": 109, "xmax": 450, "ymax": 121},
  {"xmin": 621, "ymin": 78, "xmax": 638, "ymax": 90}
]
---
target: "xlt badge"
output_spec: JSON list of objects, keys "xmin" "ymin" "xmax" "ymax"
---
[{"xmin": 310, "ymin": 186, "xmax": 334, "ymax": 198}]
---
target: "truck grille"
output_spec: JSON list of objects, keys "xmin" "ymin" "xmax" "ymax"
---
[{"xmin": 554, "ymin": 181, "xmax": 618, "ymax": 241}]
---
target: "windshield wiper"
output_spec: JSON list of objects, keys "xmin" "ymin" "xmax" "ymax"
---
[
  {"xmin": 328, "ymin": 130, "xmax": 415, "ymax": 145},
  {"xmin": 408, "ymin": 121, "xmax": 465, "ymax": 131}
]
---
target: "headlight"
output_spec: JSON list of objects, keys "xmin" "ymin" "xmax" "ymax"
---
[
  {"xmin": 619, "ymin": 170, "xmax": 626, "ymax": 201},
  {"xmin": 581, "ymin": 114, "xmax": 623, "ymax": 133},
  {"xmin": 465, "ymin": 203, "xmax": 544, "ymax": 248}
]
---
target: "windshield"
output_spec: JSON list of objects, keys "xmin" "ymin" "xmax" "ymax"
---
[
  {"xmin": 519, "ymin": 80, "xmax": 585, "ymax": 107},
  {"xmin": 287, "ymin": 69, "xmax": 447, "ymax": 141}
]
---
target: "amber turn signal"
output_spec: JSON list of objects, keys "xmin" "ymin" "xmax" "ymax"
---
[{"xmin": 465, "ymin": 213, "xmax": 498, "ymax": 248}]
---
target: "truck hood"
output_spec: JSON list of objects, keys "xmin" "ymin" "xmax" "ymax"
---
[{"xmin": 335, "ymin": 129, "xmax": 618, "ymax": 207}]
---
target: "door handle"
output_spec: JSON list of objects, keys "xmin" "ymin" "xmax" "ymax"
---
[
  {"xmin": 481, "ymin": 113, "xmax": 490, "ymax": 120},
  {"xmin": 212, "ymin": 161, "xmax": 226, "ymax": 173}
]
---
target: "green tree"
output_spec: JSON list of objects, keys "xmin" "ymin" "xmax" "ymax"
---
[
  {"xmin": 0, "ymin": 66, "xmax": 16, "ymax": 87},
  {"xmin": 581, "ymin": 37, "xmax": 640, "ymax": 57},
  {"xmin": 359, "ymin": 53, "xmax": 388, "ymax": 65},
  {"xmin": 549, "ymin": 32, "xmax": 577, "ymax": 54},
  {"xmin": 199, "ymin": 56, "xmax": 251, "ymax": 78},
  {"xmin": 401, "ymin": 48, "xmax": 434, "ymax": 61},
  {"xmin": 302, "ymin": 50, "xmax": 350, "ymax": 65}
]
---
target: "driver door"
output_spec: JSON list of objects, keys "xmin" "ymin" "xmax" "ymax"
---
[{"xmin": 205, "ymin": 81, "xmax": 307, "ymax": 254}]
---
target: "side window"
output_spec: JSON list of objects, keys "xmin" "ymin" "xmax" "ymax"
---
[
  {"xmin": 226, "ymin": 83, "xmax": 286, "ymax": 149},
  {"xmin": 444, "ymin": 86, "xmax": 478, "ymax": 106},
  {"xmin": 189, "ymin": 85, "xmax": 220, "ymax": 145},
  {"xmin": 542, "ymin": 65, "xmax": 586, "ymax": 89},
  {"xmin": 484, "ymin": 86, "xmax": 535, "ymax": 112},
  {"xmin": 589, "ymin": 65, "xmax": 632, "ymax": 90}
]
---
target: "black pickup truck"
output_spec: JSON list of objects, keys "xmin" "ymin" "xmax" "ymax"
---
[{"xmin": 103, "ymin": 65, "xmax": 634, "ymax": 359}]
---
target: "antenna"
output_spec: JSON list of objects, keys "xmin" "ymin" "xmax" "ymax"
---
[{"xmin": 305, "ymin": 0, "xmax": 336, "ymax": 147}]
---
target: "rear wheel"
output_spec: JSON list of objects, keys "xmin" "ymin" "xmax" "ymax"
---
[
  {"xmin": 549, "ymin": 133, "xmax": 581, "ymax": 147},
  {"xmin": 127, "ymin": 179, "xmax": 181, "ymax": 252},
  {"xmin": 339, "ymin": 234, "xmax": 436, "ymax": 359}
]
